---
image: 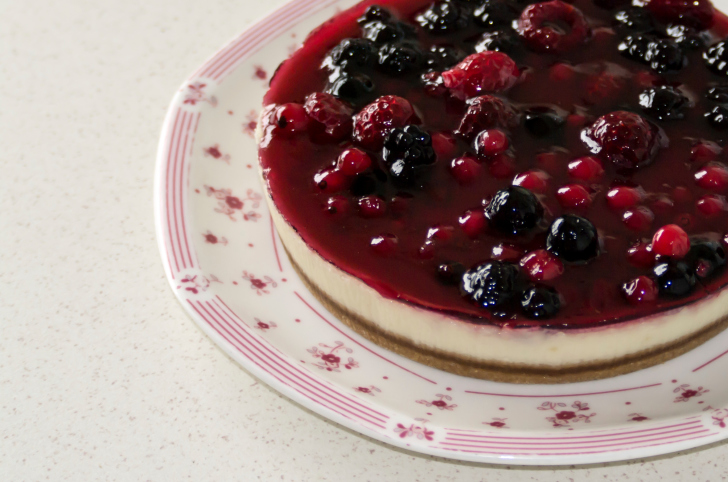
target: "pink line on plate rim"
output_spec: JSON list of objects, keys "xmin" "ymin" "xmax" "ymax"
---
[
  {"xmin": 692, "ymin": 348, "xmax": 728, "ymax": 372},
  {"xmin": 464, "ymin": 383, "xmax": 662, "ymax": 398}
]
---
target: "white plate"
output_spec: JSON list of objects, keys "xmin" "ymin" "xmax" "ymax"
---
[{"xmin": 155, "ymin": 0, "xmax": 728, "ymax": 465}]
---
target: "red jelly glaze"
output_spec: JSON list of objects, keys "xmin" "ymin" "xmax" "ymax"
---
[{"xmin": 259, "ymin": 0, "xmax": 728, "ymax": 328}]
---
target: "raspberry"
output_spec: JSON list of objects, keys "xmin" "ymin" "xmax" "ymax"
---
[
  {"xmin": 441, "ymin": 51, "xmax": 520, "ymax": 99},
  {"xmin": 474, "ymin": 129, "xmax": 509, "ymax": 157},
  {"xmin": 694, "ymin": 164, "xmax": 728, "ymax": 192},
  {"xmin": 556, "ymin": 184, "xmax": 591, "ymax": 208},
  {"xmin": 621, "ymin": 276, "xmax": 659, "ymax": 305},
  {"xmin": 644, "ymin": 0, "xmax": 714, "ymax": 31},
  {"xmin": 568, "ymin": 156, "xmax": 604, "ymax": 181},
  {"xmin": 652, "ymin": 224, "xmax": 690, "ymax": 258},
  {"xmin": 638, "ymin": 86, "xmax": 690, "ymax": 121},
  {"xmin": 519, "ymin": 249, "xmax": 564, "ymax": 281},
  {"xmin": 516, "ymin": 1, "xmax": 590, "ymax": 53},
  {"xmin": 353, "ymin": 95, "xmax": 417, "ymax": 149},
  {"xmin": 581, "ymin": 111, "xmax": 665, "ymax": 170},
  {"xmin": 416, "ymin": 1, "xmax": 468, "ymax": 34},
  {"xmin": 304, "ymin": 93, "xmax": 354, "ymax": 141},
  {"xmin": 455, "ymin": 95, "xmax": 517, "ymax": 139}
]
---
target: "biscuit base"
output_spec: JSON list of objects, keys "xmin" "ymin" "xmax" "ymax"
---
[{"xmin": 286, "ymin": 248, "xmax": 728, "ymax": 384}]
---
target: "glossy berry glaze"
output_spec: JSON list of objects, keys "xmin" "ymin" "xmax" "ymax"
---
[{"xmin": 259, "ymin": 0, "xmax": 728, "ymax": 328}]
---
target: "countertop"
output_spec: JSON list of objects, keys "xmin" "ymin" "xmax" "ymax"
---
[{"xmin": 2, "ymin": 0, "xmax": 728, "ymax": 479}]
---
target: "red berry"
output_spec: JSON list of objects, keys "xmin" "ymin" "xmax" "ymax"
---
[
  {"xmin": 627, "ymin": 242, "xmax": 656, "ymax": 268},
  {"xmin": 488, "ymin": 153, "xmax": 516, "ymax": 178},
  {"xmin": 650, "ymin": 195, "xmax": 675, "ymax": 214},
  {"xmin": 652, "ymin": 224, "xmax": 690, "ymax": 258},
  {"xmin": 418, "ymin": 240, "xmax": 436, "ymax": 259},
  {"xmin": 697, "ymin": 194, "xmax": 727, "ymax": 216},
  {"xmin": 566, "ymin": 114, "xmax": 588, "ymax": 127},
  {"xmin": 516, "ymin": 1, "xmax": 590, "ymax": 53},
  {"xmin": 671, "ymin": 186, "xmax": 692, "ymax": 204},
  {"xmin": 430, "ymin": 131, "xmax": 458, "ymax": 159},
  {"xmin": 622, "ymin": 207, "xmax": 654, "ymax": 231},
  {"xmin": 353, "ymin": 95, "xmax": 416, "ymax": 149},
  {"xmin": 582, "ymin": 111, "xmax": 665, "ymax": 170},
  {"xmin": 694, "ymin": 164, "xmax": 728, "ymax": 192},
  {"xmin": 474, "ymin": 129, "xmax": 509, "ymax": 157},
  {"xmin": 455, "ymin": 95, "xmax": 517, "ymax": 139},
  {"xmin": 314, "ymin": 168, "xmax": 349, "ymax": 193},
  {"xmin": 691, "ymin": 141, "xmax": 721, "ymax": 164},
  {"xmin": 621, "ymin": 276, "xmax": 658, "ymax": 305},
  {"xmin": 442, "ymin": 51, "xmax": 520, "ymax": 100},
  {"xmin": 337, "ymin": 148, "xmax": 372, "ymax": 176},
  {"xmin": 513, "ymin": 169, "xmax": 550, "ymax": 193},
  {"xmin": 634, "ymin": 70, "xmax": 659, "ymax": 88},
  {"xmin": 644, "ymin": 0, "xmax": 714, "ymax": 30},
  {"xmin": 325, "ymin": 195, "xmax": 350, "ymax": 216},
  {"xmin": 556, "ymin": 184, "xmax": 591, "ymax": 208},
  {"xmin": 427, "ymin": 225, "xmax": 455, "ymax": 241},
  {"xmin": 370, "ymin": 234, "xmax": 398, "ymax": 256},
  {"xmin": 568, "ymin": 156, "xmax": 604, "ymax": 181},
  {"xmin": 450, "ymin": 155, "xmax": 482, "ymax": 184},
  {"xmin": 491, "ymin": 243, "xmax": 524, "ymax": 261},
  {"xmin": 535, "ymin": 151, "xmax": 563, "ymax": 174},
  {"xmin": 606, "ymin": 186, "xmax": 644, "ymax": 210},
  {"xmin": 519, "ymin": 249, "xmax": 564, "ymax": 281},
  {"xmin": 273, "ymin": 103, "xmax": 309, "ymax": 134},
  {"xmin": 303, "ymin": 92, "xmax": 353, "ymax": 141},
  {"xmin": 458, "ymin": 209, "xmax": 487, "ymax": 238},
  {"xmin": 584, "ymin": 73, "xmax": 625, "ymax": 105},
  {"xmin": 549, "ymin": 63, "xmax": 574, "ymax": 81},
  {"xmin": 358, "ymin": 195, "xmax": 387, "ymax": 218}
]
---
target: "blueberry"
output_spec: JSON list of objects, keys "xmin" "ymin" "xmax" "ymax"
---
[
  {"xmin": 377, "ymin": 42, "xmax": 424, "ymax": 75},
  {"xmin": 706, "ymin": 84, "xmax": 728, "ymax": 103},
  {"xmin": 618, "ymin": 35, "xmax": 651, "ymax": 61},
  {"xmin": 324, "ymin": 38, "xmax": 377, "ymax": 72},
  {"xmin": 546, "ymin": 215, "xmax": 600, "ymax": 263},
  {"xmin": 472, "ymin": 0, "xmax": 518, "ymax": 30},
  {"xmin": 520, "ymin": 285, "xmax": 561, "ymax": 319},
  {"xmin": 460, "ymin": 261, "xmax": 521, "ymax": 309},
  {"xmin": 325, "ymin": 71, "xmax": 375, "ymax": 105},
  {"xmin": 383, "ymin": 125, "xmax": 436, "ymax": 184},
  {"xmin": 484, "ymin": 186, "xmax": 544, "ymax": 236},
  {"xmin": 704, "ymin": 41, "xmax": 728, "ymax": 76},
  {"xmin": 613, "ymin": 8, "xmax": 654, "ymax": 33},
  {"xmin": 416, "ymin": 1, "xmax": 468, "ymax": 34},
  {"xmin": 358, "ymin": 5, "xmax": 393, "ymax": 25},
  {"xmin": 686, "ymin": 237, "xmax": 727, "ymax": 279},
  {"xmin": 705, "ymin": 105, "xmax": 728, "ymax": 129},
  {"xmin": 523, "ymin": 106, "xmax": 565, "ymax": 139},
  {"xmin": 666, "ymin": 24, "xmax": 706, "ymax": 50},
  {"xmin": 474, "ymin": 30, "xmax": 521, "ymax": 53},
  {"xmin": 437, "ymin": 261, "xmax": 466, "ymax": 285},
  {"xmin": 619, "ymin": 36, "xmax": 684, "ymax": 73},
  {"xmin": 653, "ymin": 261, "xmax": 696, "ymax": 298},
  {"xmin": 639, "ymin": 86, "xmax": 690, "ymax": 121},
  {"xmin": 362, "ymin": 20, "xmax": 414, "ymax": 44},
  {"xmin": 425, "ymin": 44, "xmax": 467, "ymax": 70}
]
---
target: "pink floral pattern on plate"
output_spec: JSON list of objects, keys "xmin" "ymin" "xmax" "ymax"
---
[
  {"xmin": 538, "ymin": 401, "xmax": 596, "ymax": 428},
  {"xmin": 307, "ymin": 341, "xmax": 358, "ymax": 372}
]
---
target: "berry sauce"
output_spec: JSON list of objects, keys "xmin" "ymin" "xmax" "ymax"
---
[{"xmin": 259, "ymin": 0, "xmax": 728, "ymax": 328}]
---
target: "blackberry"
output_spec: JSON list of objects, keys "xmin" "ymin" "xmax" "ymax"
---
[
  {"xmin": 705, "ymin": 41, "xmax": 728, "ymax": 76},
  {"xmin": 484, "ymin": 186, "xmax": 544, "ymax": 236},
  {"xmin": 436, "ymin": 261, "xmax": 466, "ymax": 285},
  {"xmin": 706, "ymin": 105, "xmax": 728, "ymax": 129},
  {"xmin": 686, "ymin": 237, "xmax": 727, "ymax": 279},
  {"xmin": 653, "ymin": 261, "xmax": 696, "ymax": 298},
  {"xmin": 358, "ymin": 5, "xmax": 393, "ymax": 25},
  {"xmin": 613, "ymin": 8, "xmax": 655, "ymax": 33},
  {"xmin": 460, "ymin": 261, "xmax": 521, "ymax": 309},
  {"xmin": 706, "ymin": 83, "xmax": 728, "ymax": 103},
  {"xmin": 638, "ymin": 86, "xmax": 690, "ymax": 121},
  {"xmin": 523, "ymin": 106, "xmax": 565, "ymax": 139},
  {"xmin": 472, "ymin": 0, "xmax": 518, "ymax": 30},
  {"xmin": 383, "ymin": 125, "xmax": 436, "ymax": 183},
  {"xmin": 324, "ymin": 38, "xmax": 377, "ymax": 72},
  {"xmin": 546, "ymin": 215, "xmax": 600, "ymax": 263},
  {"xmin": 474, "ymin": 30, "xmax": 520, "ymax": 53},
  {"xmin": 666, "ymin": 24, "xmax": 706, "ymax": 50},
  {"xmin": 425, "ymin": 44, "xmax": 467, "ymax": 70},
  {"xmin": 619, "ymin": 35, "xmax": 684, "ymax": 73},
  {"xmin": 377, "ymin": 42, "xmax": 424, "ymax": 75},
  {"xmin": 520, "ymin": 285, "xmax": 561, "ymax": 319},
  {"xmin": 416, "ymin": 1, "xmax": 468, "ymax": 34},
  {"xmin": 362, "ymin": 20, "xmax": 414, "ymax": 44},
  {"xmin": 325, "ymin": 71, "xmax": 375, "ymax": 105}
]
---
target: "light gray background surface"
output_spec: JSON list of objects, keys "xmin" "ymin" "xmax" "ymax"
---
[{"xmin": 2, "ymin": 0, "xmax": 728, "ymax": 479}]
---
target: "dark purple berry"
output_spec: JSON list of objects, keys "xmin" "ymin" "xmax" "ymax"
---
[
  {"xmin": 704, "ymin": 41, "xmax": 728, "ymax": 76},
  {"xmin": 425, "ymin": 44, "xmax": 467, "ymax": 70},
  {"xmin": 639, "ymin": 86, "xmax": 690, "ymax": 121},
  {"xmin": 613, "ymin": 8, "xmax": 655, "ymax": 33},
  {"xmin": 706, "ymin": 105, "xmax": 728, "ymax": 129},
  {"xmin": 472, "ymin": 0, "xmax": 518, "ymax": 30},
  {"xmin": 324, "ymin": 38, "xmax": 377, "ymax": 72},
  {"xmin": 325, "ymin": 71, "xmax": 375, "ymax": 105},
  {"xmin": 474, "ymin": 30, "xmax": 521, "ymax": 54},
  {"xmin": 619, "ymin": 35, "xmax": 684, "ymax": 73},
  {"xmin": 358, "ymin": 5, "xmax": 393, "ymax": 25},
  {"xmin": 706, "ymin": 83, "xmax": 728, "ymax": 103},
  {"xmin": 362, "ymin": 20, "xmax": 414, "ymax": 44},
  {"xmin": 383, "ymin": 125, "xmax": 436, "ymax": 183},
  {"xmin": 377, "ymin": 42, "xmax": 424, "ymax": 75},
  {"xmin": 520, "ymin": 285, "xmax": 561, "ymax": 319},
  {"xmin": 546, "ymin": 215, "xmax": 600, "ymax": 263},
  {"xmin": 653, "ymin": 261, "xmax": 696, "ymax": 297},
  {"xmin": 416, "ymin": 1, "xmax": 468, "ymax": 34},
  {"xmin": 437, "ymin": 261, "xmax": 466, "ymax": 285},
  {"xmin": 666, "ymin": 24, "xmax": 707, "ymax": 50},
  {"xmin": 460, "ymin": 261, "xmax": 521, "ymax": 309},
  {"xmin": 485, "ymin": 186, "xmax": 544, "ymax": 235},
  {"xmin": 523, "ymin": 106, "xmax": 565, "ymax": 139},
  {"xmin": 686, "ymin": 236, "xmax": 727, "ymax": 279}
]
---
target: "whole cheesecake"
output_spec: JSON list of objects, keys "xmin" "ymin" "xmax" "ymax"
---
[{"xmin": 257, "ymin": 0, "xmax": 728, "ymax": 382}]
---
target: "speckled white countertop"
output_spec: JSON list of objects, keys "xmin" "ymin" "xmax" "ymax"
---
[{"xmin": 2, "ymin": 0, "xmax": 728, "ymax": 479}]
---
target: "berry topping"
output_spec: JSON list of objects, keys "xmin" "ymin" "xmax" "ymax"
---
[
  {"xmin": 304, "ymin": 93, "xmax": 354, "ymax": 141},
  {"xmin": 459, "ymin": 209, "xmax": 488, "ymax": 237},
  {"xmin": 430, "ymin": 131, "xmax": 458, "ymax": 158},
  {"xmin": 568, "ymin": 156, "xmax": 604, "ymax": 181},
  {"xmin": 644, "ymin": 0, "xmax": 715, "ymax": 31},
  {"xmin": 337, "ymin": 148, "xmax": 372, "ymax": 176},
  {"xmin": 416, "ymin": 1, "xmax": 468, "ymax": 34},
  {"xmin": 622, "ymin": 206, "xmax": 655, "ymax": 231},
  {"xmin": 460, "ymin": 261, "xmax": 521, "ymax": 310},
  {"xmin": 516, "ymin": 1, "xmax": 590, "ymax": 53},
  {"xmin": 488, "ymin": 153, "xmax": 517, "ymax": 178},
  {"xmin": 696, "ymin": 194, "xmax": 727, "ymax": 216},
  {"xmin": 618, "ymin": 36, "xmax": 685, "ymax": 73},
  {"xmin": 450, "ymin": 155, "xmax": 482, "ymax": 184},
  {"xmin": 520, "ymin": 285, "xmax": 561, "ymax": 319},
  {"xmin": 353, "ymin": 95, "xmax": 417, "ymax": 149},
  {"xmin": 638, "ymin": 86, "xmax": 690, "ymax": 121},
  {"xmin": 485, "ymin": 186, "xmax": 545, "ymax": 235},
  {"xmin": 325, "ymin": 195, "xmax": 350, "ymax": 216},
  {"xmin": 581, "ymin": 111, "xmax": 665, "ymax": 170},
  {"xmin": 491, "ymin": 243, "xmax": 525, "ymax": 261},
  {"xmin": 621, "ymin": 276, "xmax": 659, "ymax": 305},
  {"xmin": 315, "ymin": 168, "xmax": 349, "ymax": 193},
  {"xmin": 556, "ymin": 184, "xmax": 592, "ymax": 208},
  {"xmin": 652, "ymin": 224, "xmax": 691, "ymax": 258},
  {"xmin": 273, "ymin": 103, "xmax": 309, "ymax": 135},
  {"xmin": 436, "ymin": 261, "xmax": 466, "ymax": 285},
  {"xmin": 513, "ymin": 169, "xmax": 550, "ymax": 193},
  {"xmin": 324, "ymin": 38, "xmax": 377, "ymax": 72},
  {"xmin": 627, "ymin": 242, "xmax": 656, "ymax": 268},
  {"xmin": 704, "ymin": 41, "xmax": 728, "ymax": 76},
  {"xmin": 606, "ymin": 185, "xmax": 644, "ymax": 209},
  {"xmin": 442, "ymin": 51, "xmax": 520, "ymax": 99},
  {"xmin": 520, "ymin": 249, "xmax": 565, "ymax": 281},
  {"xmin": 706, "ymin": 84, "xmax": 728, "ymax": 103},
  {"xmin": 687, "ymin": 237, "xmax": 727, "ymax": 278},
  {"xmin": 474, "ymin": 129, "xmax": 509, "ymax": 157},
  {"xmin": 546, "ymin": 215, "xmax": 600, "ymax": 263},
  {"xmin": 426, "ymin": 45, "xmax": 467, "ymax": 70},
  {"xmin": 694, "ymin": 164, "xmax": 728, "ymax": 192},
  {"xmin": 370, "ymin": 234, "xmax": 398, "ymax": 255},
  {"xmin": 613, "ymin": 8, "xmax": 655, "ymax": 33},
  {"xmin": 325, "ymin": 72, "xmax": 376, "ymax": 105},
  {"xmin": 473, "ymin": 0, "xmax": 519, "ymax": 29},
  {"xmin": 475, "ymin": 30, "xmax": 521, "ymax": 54},
  {"xmin": 653, "ymin": 260, "xmax": 697, "ymax": 297},
  {"xmin": 358, "ymin": 195, "xmax": 387, "ymax": 218},
  {"xmin": 455, "ymin": 95, "xmax": 517, "ymax": 139},
  {"xmin": 705, "ymin": 105, "xmax": 728, "ymax": 129},
  {"xmin": 377, "ymin": 42, "xmax": 425, "ymax": 75},
  {"xmin": 383, "ymin": 125, "xmax": 436, "ymax": 184},
  {"xmin": 362, "ymin": 19, "xmax": 415, "ymax": 44}
]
